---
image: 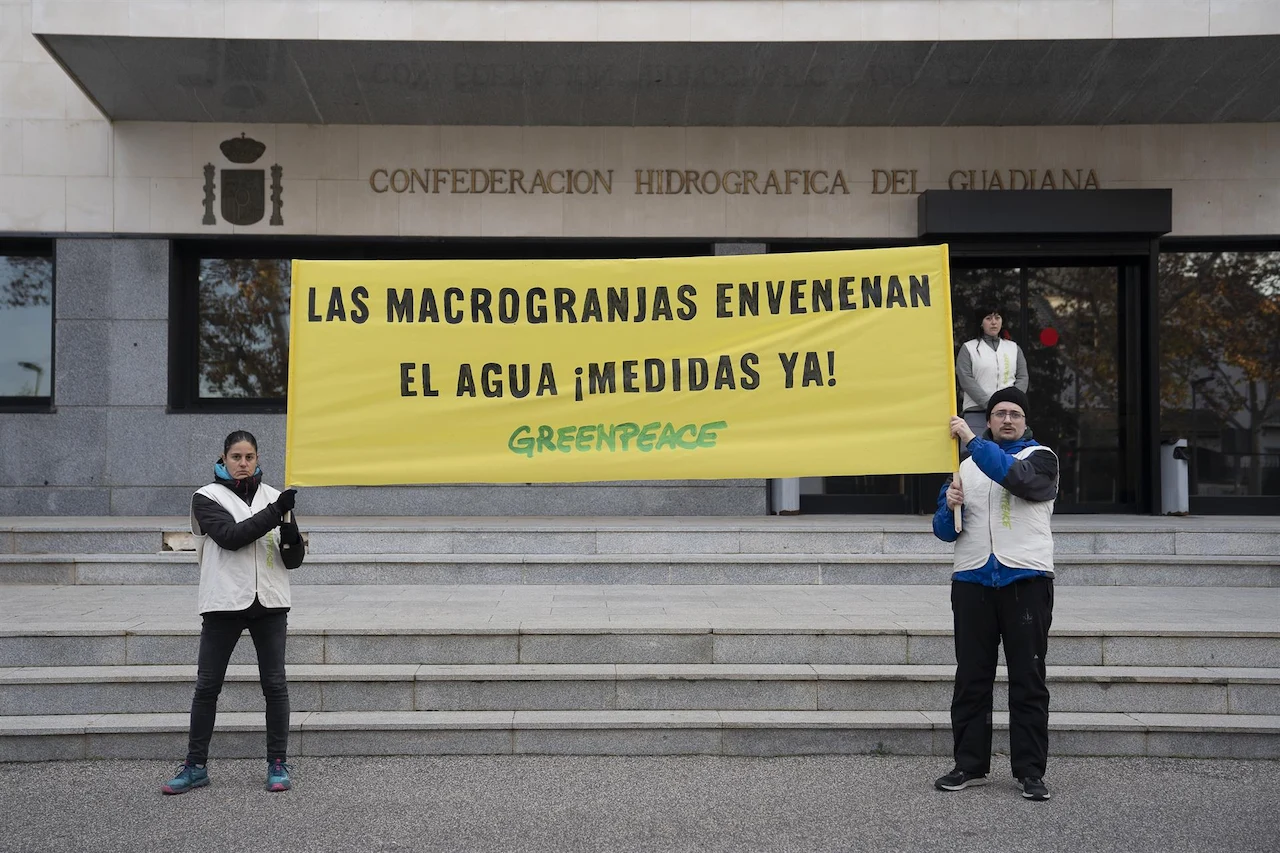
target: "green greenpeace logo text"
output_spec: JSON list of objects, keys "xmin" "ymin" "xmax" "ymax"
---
[{"xmin": 508, "ymin": 421, "xmax": 728, "ymax": 458}]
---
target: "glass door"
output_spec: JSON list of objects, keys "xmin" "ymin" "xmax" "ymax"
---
[
  {"xmin": 803, "ymin": 259, "xmax": 1138, "ymax": 513},
  {"xmin": 951, "ymin": 265, "xmax": 1130, "ymax": 511}
]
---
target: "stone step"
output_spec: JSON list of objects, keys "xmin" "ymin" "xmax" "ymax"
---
[
  {"xmin": 2, "ymin": 664, "xmax": 1276, "ymax": 717},
  {"xmin": 4, "ymin": 516, "xmax": 1278, "ymax": 559},
  {"xmin": 4, "ymin": 626, "xmax": 1277, "ymax": 669},
  {"xmin": 4, "ymin": 710, "xmax": 1278, "ymax": 762},
  {"xmin": 3, "ymin": 553, "xmax": 1276, "ymax": 586}
]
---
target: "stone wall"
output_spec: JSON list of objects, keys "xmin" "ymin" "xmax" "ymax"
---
[
  {"xmin": 4, "ymin": 1, "xmax": 1280, "ymax": 238},
  {"xmin": 3, "ymin": 122, "xmax": 1275, "ymax": 240}
]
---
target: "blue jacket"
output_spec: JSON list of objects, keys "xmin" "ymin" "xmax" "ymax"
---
[{"xmin": 932, "ymin": 429, "xmax": 1058, "ymax": 587}]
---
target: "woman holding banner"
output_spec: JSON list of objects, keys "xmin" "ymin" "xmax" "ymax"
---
[
  {"xmin": 956, "ymin": 307, "xmax": 1028, "ymax": 441},
  {"xmin": 162, "ymin": 430, "xmax": 305, "ymax": 796}
]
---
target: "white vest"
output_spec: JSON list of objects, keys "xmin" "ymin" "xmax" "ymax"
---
[
  {"xmin": 953, "ymin": 445, "xmax": 1058, "ymax": 575},
  {"xmin": 190, "ymin": 483, "xmax": 291, "ymax": 614},
  {"xmin": 961, "ymin": 338, "xmax": 1021, "ymax": 412}
]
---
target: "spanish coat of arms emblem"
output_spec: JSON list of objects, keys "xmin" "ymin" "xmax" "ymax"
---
[{"xmin": 202, "ymin": 134, "xmax": 283, "ymax": 226}]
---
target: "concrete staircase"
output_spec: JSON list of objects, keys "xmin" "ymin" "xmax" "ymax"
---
[
  {"xmin": 2, "ymin": 517, "xmax": 1278, "ymax": 762},
  {"xmin": 3, "ymin": 517, "xmax": 1279, "ymax": 586}
]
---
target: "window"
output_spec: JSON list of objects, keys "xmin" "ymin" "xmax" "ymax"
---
[
  {"xmin": 0, "ymin": 243, "xmax": 54, "ymax": 409},
  {"xmin": 197, "ymin": 257, "xmax": 291, "ymax": 400},
  {"xmin": 1159, "ymin": 247, "xmax": 1280, "ymax": 499},
  {"xmin": 171, "ymin": 239, "xmax": 713, "ymax": 411}
]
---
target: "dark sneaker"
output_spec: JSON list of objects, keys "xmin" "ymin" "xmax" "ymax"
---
[
  {"xmin": 934, "ymin": 768, "xmax": 989, "ymax": 791},
  {"xmin": 266, "ymin": 758, "xmax": 292, "ymax": 792},
  {"xmin": 161, "ymin": 762, "xmax": 209, "ymax": 795},
  {"xmin": 1019, "ymin": 776, "xmax": 1051, "ymax": 801}
]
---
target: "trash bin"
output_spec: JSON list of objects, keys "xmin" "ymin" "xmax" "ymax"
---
[{"xmin": 1160, "ymin": 438, "xmax": 1190, "ymax": 515}]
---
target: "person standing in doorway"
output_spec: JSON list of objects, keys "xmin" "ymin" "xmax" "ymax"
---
[
  {"xmin": 931, "ymin": 387, "xmax": 1058, "ymax": 802},
  {"xmin": 956, "ymin": 307, "xmax": 1029, "ymax": 444},
  {"xmin": 162, "ymin": 430, "xmax": 305, "ymax": 795}
]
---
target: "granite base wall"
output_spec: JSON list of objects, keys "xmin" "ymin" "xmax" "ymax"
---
[{"xmin": 0, "ymin": 237, "xmax": 767, "ymax": 517}]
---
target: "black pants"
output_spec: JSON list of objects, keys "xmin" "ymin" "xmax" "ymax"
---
[
  {"xmin": 185, "ymin": 599, "xmax": 290, "ymax": 764},
  {"xmin": 950, "ymin": 576, "xmax": 1053, "ymax": 779}
]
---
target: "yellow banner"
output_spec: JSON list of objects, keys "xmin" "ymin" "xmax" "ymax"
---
[{"xmin": 285, "ymin": 247, "xmax": 958, "ymax": 486}]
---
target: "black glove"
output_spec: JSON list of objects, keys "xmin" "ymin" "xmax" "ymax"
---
[{"xmin": 274, "ymin": 488, "xmax": 297, "ymax": 516}]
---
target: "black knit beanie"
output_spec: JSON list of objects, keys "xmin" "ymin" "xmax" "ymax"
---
[{"xmin": 985, "ymin": 387, "xmax": 1030, "ymax": 421}]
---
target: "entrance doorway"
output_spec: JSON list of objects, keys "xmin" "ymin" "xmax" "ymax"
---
[{"xmin": 803, "ymin": 257, "xmax": 1144, "ymax": 514}]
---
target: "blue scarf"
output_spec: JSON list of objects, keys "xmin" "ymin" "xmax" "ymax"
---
[{"xmin": 213, "ymin": 461, "xmax": 263, "ymax": 503}]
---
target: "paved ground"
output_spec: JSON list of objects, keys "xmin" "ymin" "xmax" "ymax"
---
[
  {"xmin": 3, "ymin": 584, "xmax": 1278, "ymax": 634},
  {"xmin": 7, "ymin": 514, "xmax": 1280, "ymax": 532},
  {"xmin": 2, "ymin": 754, "xmax": 1277, "ymax": 853}
]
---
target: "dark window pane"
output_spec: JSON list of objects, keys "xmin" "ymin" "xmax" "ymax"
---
[
  {"xmin": 198, "ymin": 258, "xmax": 291, "ymax": 398},
  {"xmin": 0, "ymin": 254, "xmax": 53, "ymax": 398},
  {"xmin": 1159, "ymin": 250, "xmax": 1280, "ymax": 497}
]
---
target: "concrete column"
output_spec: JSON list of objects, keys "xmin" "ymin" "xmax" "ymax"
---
[
  {"xmin": 55, "ymin": 239, "xmax": 170, "ymax": 410},
  {"xmin": 770, "ymin": 477, "xmax": 801, "ymax": 516},
  {"xmin": 712, "ymin": 242, "xmax": 798, "ymax": 515}
]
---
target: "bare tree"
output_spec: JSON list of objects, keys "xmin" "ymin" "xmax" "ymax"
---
[
  {"xmin": 198, "ymin": 258, "xmax": 291, "ymax": 398},
  {"xmin": 1160, "ymin": 251, "xmax": 1280, "ymax": 495},
  {"xmin": 0, "ymin": 256, "xmax": 52, "ymax": 308}
]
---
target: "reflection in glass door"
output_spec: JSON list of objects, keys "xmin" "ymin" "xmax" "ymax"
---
[{"xmin": 1026, "ymin": 268, "xmax": 1125, "ymax": 506}]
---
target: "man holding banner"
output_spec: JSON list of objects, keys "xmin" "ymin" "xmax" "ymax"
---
[{"xmin": 929, "ymin": 387, "xmax": 1058, "ymax": 803}]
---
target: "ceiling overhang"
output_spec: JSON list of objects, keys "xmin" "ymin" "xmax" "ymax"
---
[{"xmin": 38, "ymin": 34, "xmax": 1280, "ymax": 126}]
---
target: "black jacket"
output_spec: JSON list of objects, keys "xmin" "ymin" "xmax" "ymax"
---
[{"xmin": 192, "ymin": 485, "xmax": 305, "ymax": 570}]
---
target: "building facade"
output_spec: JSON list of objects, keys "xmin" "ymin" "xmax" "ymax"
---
[{"xmin": 1, "ymin": 0, "xmax": 1278, "ymax": 516}]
